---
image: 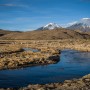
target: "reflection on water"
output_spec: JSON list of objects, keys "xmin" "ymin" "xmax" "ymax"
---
[
  {"xmin": 23, "ymin": 48, "xmax": 40, "ymax": 52},
  {"xmin": 0, "ymin": 49, "xmax": 90, "ymax": 88}
]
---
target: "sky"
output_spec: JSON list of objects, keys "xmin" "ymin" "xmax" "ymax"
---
[{"xmin": 0, "ymin": 0, "xmax": 90, "ymax": 31}]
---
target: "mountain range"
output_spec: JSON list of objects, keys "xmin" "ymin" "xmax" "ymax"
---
[
  {"xmin": 0, "ymin": 18, "xmax": 90, "ymax": 40},
  {"xmin": 36, "ymin": 18, "xmax": 90, "ymax": 32},
  {"xmin": 67, "ymin": 18, "xmax": 90, "ymax": 32}
]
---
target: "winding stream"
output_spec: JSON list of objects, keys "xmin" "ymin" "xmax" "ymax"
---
[{"xmin": 0, "ymin": 49, "xmax": 90, "ymax": 88}]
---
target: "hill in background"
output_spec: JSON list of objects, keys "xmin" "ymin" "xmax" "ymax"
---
[{"xmin": 0, "ymin": 28, "xmax": 90, "ymax": 40}]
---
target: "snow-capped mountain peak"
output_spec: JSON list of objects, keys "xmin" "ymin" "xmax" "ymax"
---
[
  {"xmin": 80, "ymin": 18, "xmax": 90, "ymax": 26},
  {"xmin": 37, "ymin": 23, "xmax": 62, "ymax": 30},
  {"xmin": 81, "ymin": 18, "xmax": 90, "ymax": 20},
  {"xmin": 43, "ymin": 23, "xmax": 61, "ymax": 29},
  {"xmin": 67, "ymin": 18, "xmax": 90, "ymax": 32}
]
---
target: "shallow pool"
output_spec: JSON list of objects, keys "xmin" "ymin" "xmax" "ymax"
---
[{"xmin": 22, "ymin": 48, "xmax": 40, "ymax": 52}]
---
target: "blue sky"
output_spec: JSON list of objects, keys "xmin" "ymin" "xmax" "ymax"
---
[{"xmin": 0, "ymin": 0, "xmax": 90, "ymax": 31}]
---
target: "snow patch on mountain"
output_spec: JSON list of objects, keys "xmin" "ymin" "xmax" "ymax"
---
[
  {"xmin": 37, "ymin": 23, "xmax": 62, "ymax": 30},
  {"xmin": 67, "ymin": 18, "xmax": 90, "ymax": 32}
]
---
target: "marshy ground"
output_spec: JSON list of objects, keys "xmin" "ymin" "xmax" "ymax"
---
[
  {"xmin": 0, "ymin": 39, "xmax": 90, "ymax": 69},
  {"xmin": 0, "ymin": 39, "xmax": 90, "ymax": 89}
]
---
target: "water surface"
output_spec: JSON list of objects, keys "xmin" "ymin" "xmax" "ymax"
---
[
  {"xmin": 0, "ymin": 49, "xmax": 90, "ymax": 88},
  {"xmin": 23, "ymin": 48, "xmax": 40, "ymax": 52}
]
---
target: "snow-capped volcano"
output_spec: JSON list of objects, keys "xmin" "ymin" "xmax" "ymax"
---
[
  {"xmin": 37, "ymin": 23, "xmax": 62, "ymax": 30},
  {"xmin": 67, "ymin": 18, "xmax": 90, "ymax": 32}
]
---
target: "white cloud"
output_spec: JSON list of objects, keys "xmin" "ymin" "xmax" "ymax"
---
[{"xmin": 0, "ymin": 4, "xmax": 29, "ymax": 8}]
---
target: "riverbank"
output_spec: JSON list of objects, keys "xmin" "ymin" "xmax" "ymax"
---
[
  {"xmin": 0, "ymin": 48, "xmax": 60, "ymax": 70},
  {"xmin": 19, "ymin": 74, "xmax": 90, "ymax": 90},
  {"xmin": 0, "ymin": 39, "xmax": 90, "ymax": 70},
  {"xmin": 0, "ymin": 74, "xmax": 90, "ymax": 90}
]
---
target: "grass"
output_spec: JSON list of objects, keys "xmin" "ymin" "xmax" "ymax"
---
[{"xmin": 0, "ymin": 39, "xmax": 90, "ymax": 70}]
